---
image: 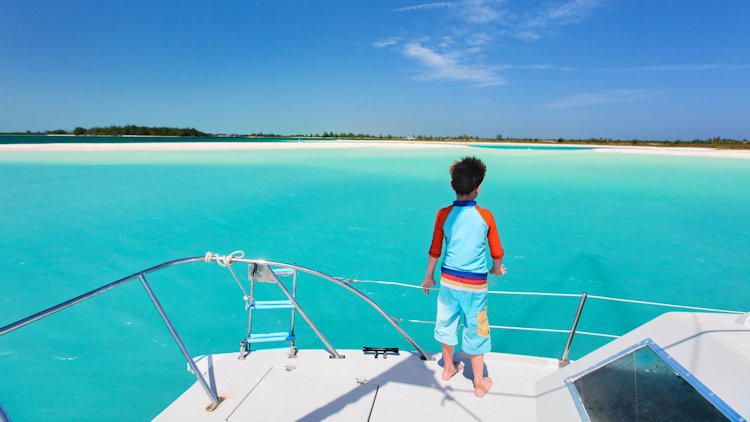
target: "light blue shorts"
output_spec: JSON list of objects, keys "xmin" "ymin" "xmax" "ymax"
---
[{"xmin": 434, "ymin": 285, "xmax": 491, "ymax": 355}]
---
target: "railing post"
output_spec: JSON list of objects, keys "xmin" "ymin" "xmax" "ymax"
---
[
  {"xmin": 560, "ymin": 292, "xmax": 587, "ymax": 367},
  {"xmin": 0, "ymin": 401, "xmax": 11, "ymax": 422},
  {"xmin": 270, "ymin": 270, "xmax": 344, "ymax": 359},
  {"xmin": 239, "ymin": 264, "xmax": 256, "ymax": 359},
  {"xmin": 139, "ymin": 274, "xmax": 223, "ymax": 410},
  {"xmin": 289, "ymin": 268, "xmax": 298, "ymax": 358}
]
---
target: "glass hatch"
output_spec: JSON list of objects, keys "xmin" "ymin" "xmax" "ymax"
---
[{"xmin": 566, "ymin": 339, "xmax": 743, "ymax": 422}]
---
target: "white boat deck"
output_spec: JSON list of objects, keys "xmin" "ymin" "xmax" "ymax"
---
[
  {"xmin": 154, "ymin": 349, "xmax": 560, "ymax": 421},
  {"xmin": 155, "ymin": 312, "xmax": 750, "ymax": 421}
]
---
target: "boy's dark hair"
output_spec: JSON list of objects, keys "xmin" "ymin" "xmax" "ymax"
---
[{"xmin": 450, "ymin": 156, "xmax": 486, "ymax": 195}]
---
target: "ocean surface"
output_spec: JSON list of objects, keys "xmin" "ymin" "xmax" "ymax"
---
[{"xmin": 1, "ymin": 141, "xmax": 749, "ymax": 421}]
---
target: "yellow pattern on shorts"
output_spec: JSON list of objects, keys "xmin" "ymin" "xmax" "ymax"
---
[{"xmin": 477, "ymin": 308, "xmax": 490, "ymax": 337}]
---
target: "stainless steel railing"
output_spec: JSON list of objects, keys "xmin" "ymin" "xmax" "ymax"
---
[
  {"xmin": 560, "ymin": 292, "xmax": 587, "ymax": 366},
  {"xmin": 0, "ymin": 256, "xmax": 207, "ymax": 336},
  {"xmin": 0, "ymin": 401, "xmax": 10, "ymax": 422},
  {"xmin": 0, "ymin": 256, "xmax": 220, "ymax": 412},
  {"xmin": 0, "ymin": 254, "xmax": 433, "ymax": 417},
  {"xmin": 341, "ymin": 278, "xmax": 744, "ymax": 367},
  {"xmin": 2, "ymin": 254, "xmax": 745, "ymax": 419}
]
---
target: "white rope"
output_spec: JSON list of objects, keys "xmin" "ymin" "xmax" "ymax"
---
[
  {"xmin": 572, "ymin": 330, "xmax": 619, "ymax": 338},
  {"xmin": 340, "ymin": 278, "xmax": 742, "ymax": 313},
  {"xmin": 340, "ymin": 279, "xmax": 580, "ymax": 297},
  {"xmin": 339, "ymin": 279, "xmax": 437, "ymax": 292},
  {"xmin": 212, "ymin": 250, "xmax": 245, "ymax": 267},
  {"xmin": 487, "ymin": 290, "xmax": 582, "ymax": 298},
  {"xmin": 341, "ymin": 277, "xmax": 741, "ymax": 339},
  {"xmin": 200, "ymin": 260, "xmax": 740, "ymax": 338},
  {"xmin": 404, "ymin": 319, "xmax": 619, "ymax": 338},
  {"xmin": 587, "ymin": 295, "xmax": 743, "ymax": 314},
  {"xmin": 205, "ymin": 250, "xmax": 249, "ymax": 300}
]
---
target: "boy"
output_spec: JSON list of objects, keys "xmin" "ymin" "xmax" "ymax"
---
[{"xmin": 421, "ymin": 156, "xmax": 506, "ymax": 398}]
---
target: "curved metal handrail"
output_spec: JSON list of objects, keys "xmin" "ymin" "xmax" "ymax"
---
[
  {"xmin": 0, "ymin": 255, "xmax": 436, "ymax": 417},
  {"xmin": 0, "ymin": 256, "xmax": 431, "ymax": 359},
  {"xmin": 0, "ymin": 402, "xmax": 10, "ymax": 422},
  {"xmin": 0, "ymin": 256, "xmax": 205, "ymax": 336}
]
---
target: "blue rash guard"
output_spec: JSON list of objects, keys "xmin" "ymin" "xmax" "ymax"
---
[{"xmin": 429, "ymin": 200, "xmax": 504, "ymax": 290}]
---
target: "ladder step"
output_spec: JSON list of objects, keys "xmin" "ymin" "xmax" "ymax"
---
[
  {"xmin": 272, "ymin": 268, "xmax": 295, "ymax": 277},
  {"xmin": 249, "ymin": 300, "xmax": 295, "ymax": 310},
  {"xmin": 247, "ymin": 332, "xmax": 295, "ymax": 343}
]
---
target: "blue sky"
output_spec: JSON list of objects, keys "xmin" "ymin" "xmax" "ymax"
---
[{"xmin": 1, "ymin": 0, "xmax": 749, "ymax": 140}]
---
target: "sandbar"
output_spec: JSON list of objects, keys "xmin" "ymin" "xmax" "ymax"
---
[{"xmin": 1, "ymin": 140, "xmax": 749, "ymax": 159}]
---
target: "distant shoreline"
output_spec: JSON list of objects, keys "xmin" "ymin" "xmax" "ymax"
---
[
  {"xmin": 1, "ymin": 133, "xmax": 748, "ymax": 150},
  {"xmin": 2, "ymin": 139, "xmax": 750, "ymax": 159}
]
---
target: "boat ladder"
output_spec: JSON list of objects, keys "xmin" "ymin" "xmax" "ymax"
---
[{"xmin": 239, "ymin": 263, "xmax": 344, "ymax": 360}]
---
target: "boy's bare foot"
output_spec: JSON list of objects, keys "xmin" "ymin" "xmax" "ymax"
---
[
  {"xmin": 474, "ymin": 376, "xmax": 493, "ymax": 397},
  {"xmin": 442, "ymin": 361, "xmax": 464, "ymax": 380}
]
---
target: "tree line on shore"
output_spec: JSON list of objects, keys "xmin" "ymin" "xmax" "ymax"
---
[
  {"xmin": 260, "ymin": 132, "xmax": 750, "ymax": 149},
  {"xmin": 3, "ymin": 127, "xmax": 748, "ymax": 149},
  {"xmin": 25, "ymin": 125, "xmax": 208, "ymax": 137},
  {"xmin": 70, "ymin": 125, "xmax": 208, "ymax": 137},
  {"xmin": 503, "ymin": 136, "xmax": 750, "ymax": 149}
]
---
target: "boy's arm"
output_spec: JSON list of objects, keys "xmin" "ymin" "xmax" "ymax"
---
[
  {"xmin": 489, "ymin": 258, "xmax": 507, "ymax": 276},
  {"xmin": 424, "ymin": 208, "xmax": 449, "ymax": 296},
  {"xmin": 421, "ymin": 256, "xmax": 439, "ymax": 295},
  {"xmin": 477, "ymin": 207, "xmax": 505, "ymax": 276}
]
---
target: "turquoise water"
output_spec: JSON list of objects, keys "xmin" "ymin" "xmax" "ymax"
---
[{"xmin": 1, "ymin": 145, "xmax": 749, "ymax": 421}]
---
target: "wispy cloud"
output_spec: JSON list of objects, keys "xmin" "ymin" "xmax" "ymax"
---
[
  {"xmin": 395, "ymin": 0, "xmax": 507, "ymax": 23},
  {"xmin": 465, "ymin": 31, "xmax": 494, "ymax": 46},
  {"xmin": 403, "ymin": 42, "xmax": 506, "ymax": 87},
  {"xmin": 542, "ymin": 89, "xmax": 653, "ymax": 109},
  {"xmin": 528, "ymin": 0, "xmax": 600, "ymax": 27},
  {"xmin": 459, "ymin": 0, "xmax": 506, "ymax": 24},
  {"xmin": 393, "ymin": 2, "xmax": 457, "ymax": 13},
  {"xmin": 513, "ymin": 31, "xmax": 540, "ymax": 41},
  {"xmin": 598, "ymin": 64, "xmax": 750, "ymax": 72},
  {"xmin": 379, "ymin": 0, "xmax": 602, "ymax": 87},
  {"xmin": 496, "ymin": 64, "xmax": 574, "ymax": 71},
  {"xmin": 373, "ymin": 37, "xmax": 402, "ymax": 48},
  {"xmin": 514, "ymin": 0, "xmax": 600, "ymax": 40}
]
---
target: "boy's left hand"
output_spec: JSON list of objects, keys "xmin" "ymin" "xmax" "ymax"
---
[
  {"xmin": 421, "ymin": 276, "xmax": 436, "ymax": 295},
  {"xmin": 490, "ymin": 264, "xmax": 507, "ymax": 276}
]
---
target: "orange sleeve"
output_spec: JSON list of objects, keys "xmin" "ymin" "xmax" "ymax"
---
[
  {"xmin": 477, "ymin": 207, "xmax": 504, "ymax": 259},
  {"xmin": 429, "ymin": 207, "xmax": 452, "ymax": 258}
]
